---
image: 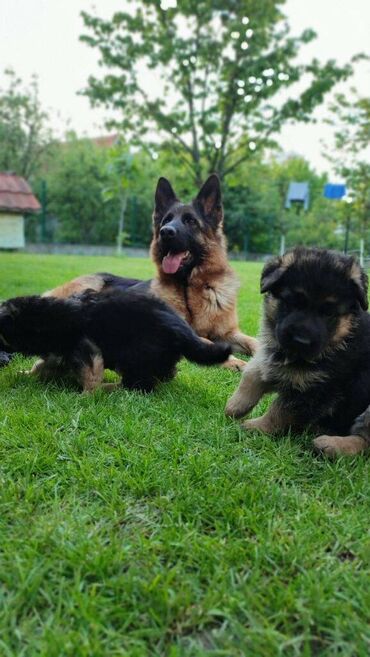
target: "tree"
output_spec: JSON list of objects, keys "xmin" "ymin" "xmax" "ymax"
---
[
  {"xmin": 31, "ymin": 135, "xmax": 160, "ymax": 247},
  {"xmin": 103, "ymin": 147, "xmax": 140, "ymax": 254},
  {"xmin": 80, "ymin": 0, "xmax": 353, "ymax": 185},
  {"xmin": 223, "ymin": 154, "xmax": 335, "ymax": 254},
  {"xmin": 325, "ymin": 91, "xmax": 370, "ymax": 160},
  {"xmin": 0, "ymin": 69, "xmax": 53, "ymax": 178},
  {"xmin": 324, "ymin": 90, "xmax": 370, "ymax": 252},
  {"xmin": 43, "ymin": 135, "xmax": 119, "ymax": 244}
]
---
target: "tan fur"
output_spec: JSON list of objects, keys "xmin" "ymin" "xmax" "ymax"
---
[
  {"xmin": 201, "ymin": 338, "xmax": 246, "ymax": 371},
  {"xmin": 151, "ymin": 234, "xmax": 257, "ymax": 356},
  {"xmin": 22, "ymin": 356, "xmax": 64, "ymax": 380},
  {"xmin": 242, "ymin": 400, "xmax": 295, "ymax": 435},
  {"xmin": 281, "ymin": 251, "xmax": 296, "ymax": 268},
  {"xmin": 79, "ymin": 353, "xmax": 104, "ymax": 393},
  {"xmin": 43, "ymin": 274, "xmax": 105, "ymax": 299},
  {"xmin": 225, "ymin": 355, "xmax": 270, "ymax": 418},
  {"xmin": 221, "ymin": 356, "xmax": 248, "ymax": 372},
  {"xmin": 44, "ymin": 212, "xmax": 258, "ymax": 366},
  {"xmin": 264, "ymin": 296, "xmax": 279, "ymax": 324},
  {"xmin": 349, "ymin": 262, "xmax": 363, "ymax": 288},
  {"xmin": 313, "ymin": 434, "xmax": 368, "ymax": 456},
  {"xmin": 22, "ymin": 358, "xmax": 48, "ymax": 377},
  {"xmin": 332, "ymin": 315, "xmax": 353, "ymax": 343}
]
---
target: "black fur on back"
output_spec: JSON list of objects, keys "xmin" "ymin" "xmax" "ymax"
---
[
  {"xmin": 0, "ymin": 289, "xmax": 231, "ymax": 392},
  {"xmin": 97, "ymin": 273, "xmax": 151, "ymax": 293}
]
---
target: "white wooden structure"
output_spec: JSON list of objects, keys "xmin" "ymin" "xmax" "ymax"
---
[{"xmin": 0, "ymin": 173, "xmax": 40, "ymax": 249}]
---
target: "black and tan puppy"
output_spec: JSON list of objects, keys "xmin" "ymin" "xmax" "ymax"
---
[
  {"xmin": 0, "ymin": 289, "xmax": 231, "ymax": 393},
  {"xmin": 226, "ymin": 247, "xmax": 370, "ymax": 456}
]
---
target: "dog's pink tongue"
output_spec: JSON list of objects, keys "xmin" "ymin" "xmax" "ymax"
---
[{"xmin": 162, "ymin": 252, "xmax": 185, "ymax": 274}]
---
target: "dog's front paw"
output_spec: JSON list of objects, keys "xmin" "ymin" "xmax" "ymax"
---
[
  {"xmin": 225, "ymin": 393, "xmax": 252, "ymax": 418},
  {"xmin": 222, "ymin": 355, "xmax": 247, "ymax": 373},
  {"xmin": 241, "ymin": 417, "xmax": 267, "ymax": 433},
  {"xmin": 313, "ymin": 434, "xmax": 367, "ymax": 457}
]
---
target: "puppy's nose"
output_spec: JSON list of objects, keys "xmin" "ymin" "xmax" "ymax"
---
[
  {"xmin": 285, "ymin": 325, "xmax": 313, "ymax": 348},
  {"xmin": 160, "ymin": 225, "xmax": 176, "ymax": 239}
]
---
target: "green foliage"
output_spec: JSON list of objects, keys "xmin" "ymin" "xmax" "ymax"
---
[
  {"xmin": 80, "ymin": 0, "xmax": 352, "ymax": 183},
  {"xmin": 324, "ymin": 90, "xmax": 370, "ymax": 247},
  {"xmin": 104, "ymin": 146, "xmax": 145, "ymax": 253},
  {"xmin": 31, "ymin": 137, "xmax": 158, "ymax": 246},
  {"xmin": 0, "ymin": 69, "xmax": 53, "ymax": 178},
  {"xmin": 41, "ymin": 135, "xmax": 119, "ymax": 244},
  {"xmin": 222, "ymin": 155, "xmax": 340, "ymax": 254},
  {"xmin": 0, "ymin": 253, "xmax": 369, "ymax": 656}
]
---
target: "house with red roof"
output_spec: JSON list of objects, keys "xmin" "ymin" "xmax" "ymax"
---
[{"xmin": 0, "ymin": 172, "xmax": 41, "ymax": 249}]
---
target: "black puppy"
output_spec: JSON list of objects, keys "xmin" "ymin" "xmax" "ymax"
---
[
  {"xmin": 0, "ymin": 289, "xmax": 231, "ymax": 392},
  {"xmin": 226, "ymin": 247, "xmax": 370, "ymax": 456}
]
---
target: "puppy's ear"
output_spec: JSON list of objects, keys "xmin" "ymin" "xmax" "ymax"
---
[
  {"xmin": 350, "ymin": 262, "xmax": 368, "ymax": 310},
  {"xmin": 261, "ymin": 257, "xmax": 285, "ymax": 293},
  {"xmin": 194, "ymin": 174, "xmax": 223, "ymax": 228},
  {"xmin": 154, "ymin": 177, "xmax": 178, "ymax": 223}
]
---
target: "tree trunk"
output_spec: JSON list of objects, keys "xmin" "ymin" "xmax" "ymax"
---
[{"xmin": 117, "ymin": 193, "xmax": 127, "ymax": 256}]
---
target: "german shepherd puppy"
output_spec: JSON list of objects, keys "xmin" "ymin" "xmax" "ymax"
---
[
  {"xmin": 43, "ymin": 175, "xmax": 258, "ymax": 370},
  {"xmin": 0, "ymin": 290, "xmax": 231, "ymax": 393},
  {"xmin": 226, "ymin": 247, "xmax": 370, "ymax": 456}
]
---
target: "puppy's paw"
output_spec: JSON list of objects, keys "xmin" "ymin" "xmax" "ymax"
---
[
  {"xmin": 225, "ymin": 393, "xmax": 251, "ymax": 418},
  {"xmin": 241, "ymin": 417, "xmax": 267, "ymax": 433},
  {"xmin": 222, "ymin": 356, "xmax": 247, "ymax": 373},
  {"xmin": 313, "ymin": 434, "xmax": 367, "ymax": 457}
]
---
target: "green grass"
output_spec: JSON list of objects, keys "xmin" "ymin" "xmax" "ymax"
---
[{"xmin": 0, "ymin": 252, "xmax": 369, "ymax": 657}]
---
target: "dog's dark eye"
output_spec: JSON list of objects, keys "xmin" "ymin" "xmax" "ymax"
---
[
  {"xmin": 182, "ymin": 213, "xmax": 196, "ymax": 225},
  {"xmin": 162, "ymin": 213, "xmax": 173, "ymax": 226},
  {"xmin": 280, "ymin": 293, "xmax": 306, "ymax": 310}
]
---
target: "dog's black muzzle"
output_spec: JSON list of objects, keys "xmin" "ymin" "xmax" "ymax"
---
[
  {"xmin": 276, "ymin": 312, "xmax": 327, "ymax": 362},
  {"xmin": 160, "ymin": 225, "xmax": 176, "ymax": 241},
  {"xmin": 159, "ymin": 218, "xmax": 189, "ymax": 255}
]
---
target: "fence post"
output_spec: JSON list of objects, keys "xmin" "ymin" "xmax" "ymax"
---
[
  {"xmin": 40, "ymin": 179, "xmax": 47, "ymax": 243},
  {"xmin": 360, "ymin": 238, "xmax": 364, "ymax": 267},
  {"xmin": 279, "ymin": 234, "xmax": 285, "ymax": 256}
]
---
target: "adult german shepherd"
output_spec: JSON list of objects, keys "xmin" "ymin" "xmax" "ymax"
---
[{"xmin": 44, "ymin": 174, "xmax": 258, "ymax": 369}]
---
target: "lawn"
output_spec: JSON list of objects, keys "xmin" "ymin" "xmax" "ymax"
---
[{"xmin": 0, "ymin": 252, "xmax": 369, "ymax": 657}]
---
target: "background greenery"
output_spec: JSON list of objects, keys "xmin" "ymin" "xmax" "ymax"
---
[
  {"xmin": 0, "ymin": 0, "xmax": 368, "ymax": 255},
  {"xmin": 0, "ymin": 253, "xmax": 369, "ymax": 657}
]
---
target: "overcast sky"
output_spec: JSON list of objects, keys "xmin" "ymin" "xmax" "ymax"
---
[{"xmin": 1, "ymin": 0, "xmax": 369, "ymax": 174}]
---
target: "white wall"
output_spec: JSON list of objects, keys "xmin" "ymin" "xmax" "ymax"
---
[{"xmin": 0, "ymin": 213, "xmax": 25, "ymax": 249}]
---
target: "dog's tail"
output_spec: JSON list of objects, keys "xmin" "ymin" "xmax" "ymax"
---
[{"xmin": 163, "ymin": 310, "xmax": 232, "ymax": 365}]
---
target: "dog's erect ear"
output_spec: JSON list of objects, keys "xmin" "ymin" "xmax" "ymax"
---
[
  {"xmin": 261, "ymin": 251, "xmax": 296, "ymax": 294},
  {"xmin": 194, "ymin": 174, "xmax": 223, "ymax": 227},
  {"xmin": 154, "ymin": 177, "xmax": 178, "ymax": 223},
  {"xmin": 350, "ymin": 261, "xmax": 368, "ymax": 310},
  {"xmin": 261, "ymin": 257, "xmax": 286, "ymax": 294}
]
